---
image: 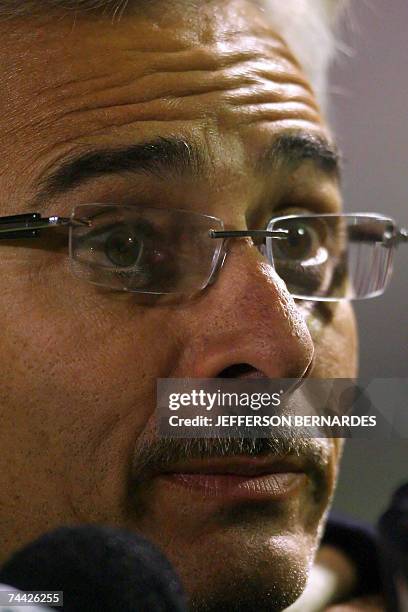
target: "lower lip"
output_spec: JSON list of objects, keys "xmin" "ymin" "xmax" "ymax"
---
[{"xmin": 160, "ymin": 472, "xmax": 307, "ymax": 501}]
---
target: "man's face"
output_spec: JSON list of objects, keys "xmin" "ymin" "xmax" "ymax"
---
[{"xmin": 0, "ymin": 1, "xmax": 357, "ymax": 609}]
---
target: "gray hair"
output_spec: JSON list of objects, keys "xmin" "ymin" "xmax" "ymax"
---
[
  {"xmin": 0, "ymin": 0, "xmax": 347, "ymax": 107},
  {"xmin": 261, "ymin": 0, "xmax": 347, "ymax": 108}
]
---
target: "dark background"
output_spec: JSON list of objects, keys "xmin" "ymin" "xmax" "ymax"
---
[{"xmin": 328, "ymin": 0, "xmax": 407, "ymax": 523}]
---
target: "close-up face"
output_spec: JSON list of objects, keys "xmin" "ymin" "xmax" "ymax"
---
[{"xmin": 0, "ymin": 0, "xmax": 358, "ymax": 609}]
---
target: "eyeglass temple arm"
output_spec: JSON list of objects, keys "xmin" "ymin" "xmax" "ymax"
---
[
  {"xmin": 0, "ymin": 213, "xmax": 89, "ymax": 240},
  {"xmin": 0, "ymin": 213, "xmax": 407, "ymax": 245},
  {"xmin": 211, "ymin": 227, "xmax": 408, "ymax": 246},
  {"xmin": 0, "ymin": 218, "xmax": 289, "ymax": 241},
  {"xmin": 209, "ymin": 229, "xmax": 288, "ymax": 239}
]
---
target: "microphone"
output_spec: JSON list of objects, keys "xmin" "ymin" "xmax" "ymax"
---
[{"xmin": 0, "ymin": 525, "xmax": 187, "ymax": 611}]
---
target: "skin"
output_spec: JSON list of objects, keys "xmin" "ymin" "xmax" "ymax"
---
[{"xmin": 0, "ymin": 1, "xmax": 359, "ymax": 609}]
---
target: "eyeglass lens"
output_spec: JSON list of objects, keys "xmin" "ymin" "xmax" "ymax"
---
[
  {"xmin": 69, "ymin": 204, "xmax": 396, "ymax": 300},
  {"xmin": 267, "ymin": 215, "xmax": 396, "ymax": 300},
  {"xmin": 69, "ymin": 204, "xmax": 224, "ymax": 295}
]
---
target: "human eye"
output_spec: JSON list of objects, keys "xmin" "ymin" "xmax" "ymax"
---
[
  {"xmin": 268, "ymin": 212, "xmax": 346, "ymax": 299},
  {"xmin": 73, "ymin": 214, "xmax": 178, "ymax": 291},
  {"xmin": 273, "ymin": 216, "xmax": 329, "ymax": 264},
  {"xmin": 276, "ymin": 219, "xmax": 319, "ymax": 261},
  {"xmin": 84, "ymin": 220, "xmax": 151, "ymax": 270},
  {"xmin": 84, "ymin": 222, "xmax": 142, "ymax": 269}
]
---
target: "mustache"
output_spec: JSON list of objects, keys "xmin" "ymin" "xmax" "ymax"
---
[{"xmin": 128, "ymin": 428, "xmax": 333, "ymax": 502}]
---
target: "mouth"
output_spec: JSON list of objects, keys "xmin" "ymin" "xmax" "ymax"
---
[{"xmin": 158, "ymin": 455, "xmax": 310, "ymax": 501}]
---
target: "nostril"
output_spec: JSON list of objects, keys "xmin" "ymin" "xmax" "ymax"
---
[{"xmin": 217, "ymin": 363, "xmax": 258, "ymax": 378}]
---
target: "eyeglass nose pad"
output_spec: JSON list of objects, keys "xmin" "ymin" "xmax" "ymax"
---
[
  {"xmin": 249, "ymin": 237, "xmax": 271, "ymax": 263},
  {"xmin": 256, "ymin": 242, "xmax": 267, "ymax": 258}
]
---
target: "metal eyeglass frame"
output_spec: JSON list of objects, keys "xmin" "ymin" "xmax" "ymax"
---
[
  {"xmin": 0, "ymin": 209, "xmax": 407, "ymax": 300},
  {"xmin": 1, "ymin": 211, "xmax": 407, "ymax": 244},
  {"xmin": 0, "ymin": 212, "xmax": 291, "ymax": 241}
]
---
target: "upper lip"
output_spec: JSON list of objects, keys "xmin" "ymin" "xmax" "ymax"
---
[{"xmin": 161, "ymin": 455, "xmax": 307, "ymax": 477}]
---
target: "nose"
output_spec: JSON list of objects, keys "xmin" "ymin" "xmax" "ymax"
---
[{"xmin": 172, "ymin": 237, "xmax": 315, "ymax": 380}]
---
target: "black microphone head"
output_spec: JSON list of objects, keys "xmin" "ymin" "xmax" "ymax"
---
[{"xmin": 0, "ymin": 525, "xmax": 187, "ymax": 612}]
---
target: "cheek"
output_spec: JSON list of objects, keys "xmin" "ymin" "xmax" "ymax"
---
[
  {"xmin": 0, "ymin": 256, "xmax": 181, "ymax": 438},
  {"xmin": 0, "ymin": 261, "xmax": 185, "ymax": 522},
  {"xmin": 290, "ymin": 303, "xmax": 356, "ymax": 509},
  {"xmin": 304, "ymin": 302, "xmax": 358, "ymax": 378}
]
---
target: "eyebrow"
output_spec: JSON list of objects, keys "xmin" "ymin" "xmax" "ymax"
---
[
  {"xmin": 256, "ymin": 132, "xmax": 341, "ymax": 177},
  {"xmin": 34, "ymin": 132, "xmax": 340, "ymax": 207}
]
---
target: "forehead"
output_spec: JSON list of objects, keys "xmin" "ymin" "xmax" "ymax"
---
[{"xmin": 0, "ymin": 0, "xmax": 329, "ymax": 212}]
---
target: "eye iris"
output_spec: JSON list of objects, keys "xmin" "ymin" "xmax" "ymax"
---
[
  {"xmin": 105, "ymin": 228, "xmax": 142, "ymax": 267},
  {"xmin": 278, "ymin": 223, "xmax": 313, "ymax": 260}
]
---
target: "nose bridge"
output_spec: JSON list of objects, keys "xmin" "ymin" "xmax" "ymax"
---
[
  {"xmin": 219, "ymin": 234, "xmax": 281, "ymax": 292},
  {"xmin": 209, "ymin": 233, "xmax": 268, "ymax": 283},
  {"xmin": 184, "ymin": 237, "xmax": 315, "ymax": 379}
]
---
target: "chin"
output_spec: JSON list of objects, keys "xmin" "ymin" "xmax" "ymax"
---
[{"xmin": 163, "ymin": 527, "xmax": 316, "ymax": 612}]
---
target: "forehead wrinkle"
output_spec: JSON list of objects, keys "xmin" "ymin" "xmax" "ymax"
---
[
  {"xmin": 0, "ymin": 7, "xmax": 327, "ymax": 212},
  {"xmin": 27, "ymin": 83, "xmax": 319, "ymax": 170},
  {"xmin": 3, "ymin": 13, "xmax": 303, "ymax": 85},
  {"xmin": 3, "ymin": 71, "xmax": 319, "ymax": 169},
  {"xmin": 2, "ymin": 6, "xmax": 315, "ymax": 135},
  {"xmin": 45, "ymin": 71, "xmax": 318, "ymax": 130},
  {"xmin": 11, "ymin": 41, "xmax": 313, "ymax": 125}
]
